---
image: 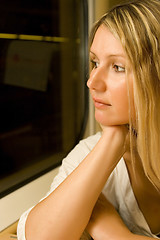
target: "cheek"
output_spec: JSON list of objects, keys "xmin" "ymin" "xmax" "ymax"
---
[
  {"xmin": 111, "ymin": 83, "xmax": 129, "ymax": 114},
  {"xmin": 112, "ymin": 79, "xmax": 136, "ymax": 123}
]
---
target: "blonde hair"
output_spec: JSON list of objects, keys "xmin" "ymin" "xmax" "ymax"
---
[{"xmin": 90, "ymin": 0, "xmax": 160, "ymax": 190}]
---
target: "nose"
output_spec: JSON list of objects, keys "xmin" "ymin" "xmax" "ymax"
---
[{"xmin": 87, "ymin": 66, "xmax": 107, "ymax": 92}]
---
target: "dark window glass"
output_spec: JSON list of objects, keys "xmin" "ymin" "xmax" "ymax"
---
[{"xmin": 0, "ymin": 0, "xmax": 88, "ymax": 197}]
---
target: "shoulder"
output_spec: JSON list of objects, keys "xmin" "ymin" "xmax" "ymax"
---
[
  {"xmin": 79, "ymin": 131, "xmax": 102, "ymax": 149},
  {"xmin": 48, "ymin": 132, "xmax": 102, "ymax": 193},
  {"xmin": 77, "ymin": 131, "xmax": 102, "ymax": 152},
  {"xmin": 63, "ymin": 132, "xmax": 102, "ymax": 164},
  {"xmin": 62, "ymin": 131, "xmax": 102, "ymax": 167}
]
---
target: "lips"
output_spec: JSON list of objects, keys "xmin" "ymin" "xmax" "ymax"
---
[{"xmin": 93, "ymin": 97, "xmax": 111, "ymax": 109}]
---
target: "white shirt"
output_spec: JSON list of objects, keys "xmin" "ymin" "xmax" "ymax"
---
[{"xmin": 17, "ymin": 132, "xmax": 160, "ymax": 239}]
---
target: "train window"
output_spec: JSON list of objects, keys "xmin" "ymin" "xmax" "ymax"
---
[{"xmin": 0, "ymin": 0, "xmax": 88, "ymax": 198}]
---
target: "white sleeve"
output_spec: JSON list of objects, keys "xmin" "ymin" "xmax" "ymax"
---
[{"xmin": 17, "ymin": 132, "xmax": 101, "ymax": 240}]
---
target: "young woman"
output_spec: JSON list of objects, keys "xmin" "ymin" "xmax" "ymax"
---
[{"xmin": 17, "ymin": 0, "xmax": 160, "ymax": 239}]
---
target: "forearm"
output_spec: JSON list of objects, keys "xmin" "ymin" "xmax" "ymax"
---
[
  {"xmin": 87, "ymin": 194, "xmax": 156, "ymax": 240},
  {"xmin": 25, "ymin": 128, "xmax": 126, "ymax": 240},
  {"xmin": 87, "ymin": 193, "xmax": 131, "ymax": 240}
]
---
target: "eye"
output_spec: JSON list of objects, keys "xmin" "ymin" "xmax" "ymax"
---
[
  {"xmin": 90, "ymin": 60, "xmax": 99, "ymax": 69},
  {"xmin": 113, "ymin": 64, "xmax": 125, "ymax": 73}
]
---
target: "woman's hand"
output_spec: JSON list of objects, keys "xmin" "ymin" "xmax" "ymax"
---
[{"xmin": 100, "ymin": 124, "xmax": 130, "ymax": 156}]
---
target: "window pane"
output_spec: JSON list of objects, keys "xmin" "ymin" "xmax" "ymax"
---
[{"xmin": 0, "ymin": 0, "xmax": 88, "ymax": 197}]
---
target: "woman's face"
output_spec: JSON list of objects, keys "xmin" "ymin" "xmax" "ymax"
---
[{"xmin": 87, "ymin": 24, "xmax": 135, "ymax": 126}]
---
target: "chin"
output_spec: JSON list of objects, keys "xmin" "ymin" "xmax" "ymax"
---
[{"xmin": 95, "ymin": 113, "xmax": 129, "ymax": 127}]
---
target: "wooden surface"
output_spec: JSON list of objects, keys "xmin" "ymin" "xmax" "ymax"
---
[
  {"xmin": 0, "ymin": 233, "xmax": 17, "ymax": 240},
  {"xmin": 0, "ymin": 221, "xmax": 18, "ymax": 236}
]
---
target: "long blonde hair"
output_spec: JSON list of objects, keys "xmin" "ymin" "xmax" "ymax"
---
[{"xmin": 90, "ymin": 0, "xmax": 160, "ymax": 190}]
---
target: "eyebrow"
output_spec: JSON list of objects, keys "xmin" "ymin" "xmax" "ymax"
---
[{"xmin": 90, "ymin": 50, "xmax": 125, "ymax": 59}]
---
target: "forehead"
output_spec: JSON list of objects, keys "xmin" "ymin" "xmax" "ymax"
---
[{"xmin": 90, "ymin": 25, "xmax": 126, "ymax": 59}]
